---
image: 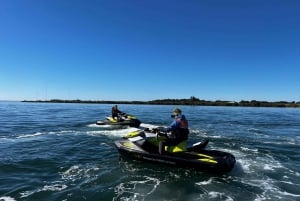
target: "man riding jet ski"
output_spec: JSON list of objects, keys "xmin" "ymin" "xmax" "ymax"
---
[
  {"xmin": 157, "ymin": 108, "xmax": 189, "ymax": 155},
  {"xmin": 96, "ymin": 105, "xmax": 141, "ymax": 128},
  {"xmin": 114, "ymin": 108, "xmax": 236, "ymax": 173}
]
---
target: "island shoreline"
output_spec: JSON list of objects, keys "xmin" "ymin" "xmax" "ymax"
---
[{"xmin": 22, "ymin": 97, "xmax": 300, "ymax": 108}]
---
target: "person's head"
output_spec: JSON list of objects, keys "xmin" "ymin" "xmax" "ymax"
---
[{"xmin": 172, "ymin": 108, "xmax": 182, "ymax": 117}]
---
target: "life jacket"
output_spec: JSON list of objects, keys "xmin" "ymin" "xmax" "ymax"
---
[
  {"xmin": 172, "ymin": 116, "xmax": 189, "ymax": 140},
  {"xmin": 176, "ymin": 117, "xmax": 189, "ymax": 129}
]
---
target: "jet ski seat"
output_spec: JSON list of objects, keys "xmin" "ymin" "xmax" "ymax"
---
[{"xmin": 166, "ymin": 140, "xmax": 187, "ymax": 153}]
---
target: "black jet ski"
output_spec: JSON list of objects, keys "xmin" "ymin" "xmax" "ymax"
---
[
  {"xmin": 114, "ymin": 129, "xmax": 236, "ymax": 173},
  {"xmin": 96, "ymin": 113, "xmax": 141, "ymax": 128}
]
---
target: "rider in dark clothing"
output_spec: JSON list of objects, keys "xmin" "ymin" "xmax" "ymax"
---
[
  {"xmin": 158, "ymin": 108, "xmax": 189, "ymax": 154},
  {"xmin": 112, "ymin": 105, "xmax": 123, "ymax": 121}
]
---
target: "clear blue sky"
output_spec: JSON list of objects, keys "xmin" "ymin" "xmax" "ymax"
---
[{"xmin": 1, "ymin": 0, "xmax": 299, "ymax": 102}]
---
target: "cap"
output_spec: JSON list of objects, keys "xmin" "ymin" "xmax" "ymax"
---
[{"xmin": 173, "ymin": 108, "xmax": 181, "ymax": 115}]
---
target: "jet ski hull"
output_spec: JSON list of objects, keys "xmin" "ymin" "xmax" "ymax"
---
[
  {"xmin": 114, "ymin": 137, "xmax": 236, "ymax": 173},
  {"xmin": 96, "ymin": 119, "xmax": 141, "ymax": 128},
  {"xmin": 96, "ymin": 114, "xmax": 141, "ymax": 128}
]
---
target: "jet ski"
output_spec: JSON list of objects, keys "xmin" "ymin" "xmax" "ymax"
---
[
  {"xmin": 114, "ymin": 129, "xmax": 236, "ymax": 173},
  {"xmin": 96, "ymin": 113, "xmax": 141, "ymax": 128}
]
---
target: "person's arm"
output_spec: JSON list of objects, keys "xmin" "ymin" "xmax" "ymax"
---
[{"xmin": 164, "ymin": 119, "xmax": 179, "ymax": 132}]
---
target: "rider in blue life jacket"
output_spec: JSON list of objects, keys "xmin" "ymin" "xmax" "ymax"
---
[{"xmin": 158, "ymin": 108, "xmax": 189, "ymax": 154}]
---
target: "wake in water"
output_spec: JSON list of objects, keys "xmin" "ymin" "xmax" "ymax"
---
[
  {"xmin": 0, "ymin": 197, "xmax": 17, "ymax": 201},
  {"xmin": 86, "ymin": 123, "xmax": 159, "ymax": 138}
]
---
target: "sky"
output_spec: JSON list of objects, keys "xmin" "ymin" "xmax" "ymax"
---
[{"xmin": 1, "ymin": 0, "xmax": 300, "ymax": 102}]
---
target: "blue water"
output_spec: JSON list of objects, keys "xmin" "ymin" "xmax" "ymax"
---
[{"xmin": 0, "ymin": 102, "xmax": 300, "ymax": 201}]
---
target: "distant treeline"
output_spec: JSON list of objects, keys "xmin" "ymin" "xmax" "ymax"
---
[{"xmin": 23, "ymin": 96, "xmax": 300, "ymax": 108}]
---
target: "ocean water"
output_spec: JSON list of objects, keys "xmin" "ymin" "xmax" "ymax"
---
[{"xmin": 0, "ymin": 101, "xmax": 299, "ymax": 201}]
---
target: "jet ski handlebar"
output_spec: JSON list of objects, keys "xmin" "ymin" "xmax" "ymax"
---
[
  {"xmin": 118, "ymin": 113, "xmax": 128, "ymax": 119},
  {"xmin": 145, "ymin": 127, "xmax": 168, "ymax": 136}
]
